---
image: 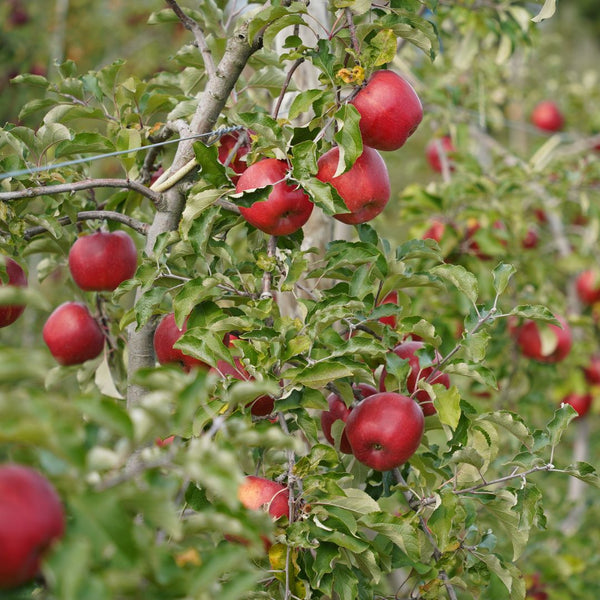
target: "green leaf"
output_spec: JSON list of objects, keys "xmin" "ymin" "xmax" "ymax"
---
[
  {"xmin": 363, "ymin": 29, "xmax": 397, "ymax": 67},
  {"xmin": 562, "ymin": 462, "xmax": 600, "ymax": 488},
  {"xmin": 180, "ymin": 188, "xmax": 225, "ymax": 237},
  {"xmin": 359, "ymin": 512, "xmax": 420, "ymax": 558},
  {"xmin": 546, "ymin": 403, "xmax": 578, "ymax": 447},
  {"xmin": 477, "ymin": 552, "xmax": 526, "ymax": 599},
  {"xmin": 434, "ymin": 386, "xmax": 461, "ymax": 430},
  {"xmin": 333, "ymin": 104, "xmax": 363, "ymax": 177},
  {"xmin": 492, "ymin": 263, "xmax": 516, "ymax": 296},
  {"xmin": 444, "ymin": 362, "xmax": 497, "ymax": 389},
  {"xmin": 193, "ymin": 141, "xmax": 230, "ymax": 188},
  {"xmin": 450, "ymin": 447, "xmax": 485, "ymax": 470},
  {"xmin": 320, "ymin": 488, "xmax": 381, "ymax": 514},
  {"xmin": 508, "ymin": 304, "xmax": 558, "ymax": 324},
  {"xmin": 478, "ymin": 410, "xmax": 533, "ymax": 449},
  {"xmin": 431, "ymin": 264, "xmax": 478, "ymax": 306},
  {"xmin": 288, "ymin": 90, "xmax": 325, "ymax": 121},
  {"xmin": 284, "ymin": 361, "xmax": 355, "ymax": 388},
  {"xmin": 55, "ymin": 133, "xmax": 115, "ymax": 158}
]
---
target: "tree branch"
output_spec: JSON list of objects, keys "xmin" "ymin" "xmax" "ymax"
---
[{"xmin": 0, "ymin": 178, "xmax": 163, "ymax": 207}]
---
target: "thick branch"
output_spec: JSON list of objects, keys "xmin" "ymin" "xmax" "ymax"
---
[{"xmin": 0, "ymin": 178, "xmax": 163, "ymax": 207}]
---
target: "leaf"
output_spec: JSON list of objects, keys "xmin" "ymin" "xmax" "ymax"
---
[
  {"xmin": 477, "ymin": 552, "xmax": 526, "ymax": 599},
  {"xmin": 320, "ymin": 488, "xmax": 381, "ymax": 514},
  {"xmin": 443, "ymin": 362, "xmax": 497, "ymax": 389},
  {"xmin": 546, "ymin": 403, "xmax": 578, "ymax": 447},
  {"xmin": 478, "ymin": 410, "xmax": 533, "ymax": 449},
  {"xmin": 193, "ymin": 142, "xmax": 230, "ymax": 188},
  {"xmin": 508, "ymin": 304, "xmax": 558, "ymax": 324},
  {"xmin": 492, "ymin": 263, "xmax": 516, "ymax": 296},
  {"xmin": 563, "ymin": 462, "xmax": 600, "ymax": 488},
  {"xmin": 434, "ymin": 386, "xmax": 461, "ymax": 430},
  {"xmin": 284, "ymin": 361, "xmax": 355, "ymax": 388},
  {"xmin": 55, "ymin": 133, "xmax": 115, "ymax": 158},
  {"xmin": 288, "ymin": 90, "xmax": 325, "ymax": 121},
  {"xmin": 431, "ymin": 264, "xmax": 478, "ymax": 306},
  {"xmin": 333, "ymin": 104, "xmax": 363, "ymax": 177},
  {"xmin": 449, "ymin": 447, "xmax": 485, "ymax": 470},
  {"xmin": 529, "ymin": 134, "xmax": 562, "ymax": 171},
  {"xmin": 531, "ymin": 0, "xmax": 556, "ymax": 23},
  {"xmin": 363, "ymin": 29, "xmax": 397, "ymax": 67},
  {"xmin": 359, "ymin": 512, "xmax": 420, "ymax": 558}
]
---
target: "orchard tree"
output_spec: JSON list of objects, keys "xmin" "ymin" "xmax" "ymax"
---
[{"xmin": 1, "ymin": 1, "xmax": 600, "ymax": 599}]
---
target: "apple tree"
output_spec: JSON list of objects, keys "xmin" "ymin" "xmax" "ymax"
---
[{"xmin": 0, "ymin": 0, "xmax": 599, "ymax": 598}]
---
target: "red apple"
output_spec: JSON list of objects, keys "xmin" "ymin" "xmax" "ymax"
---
[
  {"xmin": 316, "ymin": 145, "xmax": 391, "ymax": 224},
  {"xmin": 350, "ymin": 70, "xmax": 423, "ymax": 151},
  {"xmin": 43, "ymin": 301, "xmax": 105, "ymax": 366},
  {"xmin": 0, "ymin": 465, "xmax": 65, "ymax": 590},
  {"xmin": 583, "ymin": 354, "xmax": 600, "ymax": 385},
  {"xmin": 218, "ymin": 132, "xmax": 250, "ymax": 181},
  {"xmin": 561, "ymin": 392, "xmax": 593, "ymax": 418},
  {"xmin": 68, "ymin": 230, "xmax": 137, "ymax": 292},
  {"xmin": 531, "ymin": 101, "xmax": 564, "ymax": 132},
  {"xmin": 425, "ymin": 136, "xmax": 456, "ymax": 173},
  {"xmin": 379, "ymin": 340, "xmax": 450, "ymax": 416},
  {"xmin": 235, "ymin": 158, "xmax": 313, "ymax": 236},
  {"xmin": 514, "ymin": 314, "xmax": 572, "ymax": 363},
  {"xmin": 522, "ymin": 228, "xmax": 539, "ymax": 249},
  {"xmin": 463, "ymin": 219, "xmax": 507, "ymax": 260},
  {"xmin": 238, "ymin": 475, "xmax": 289, "ymax": 519},
  {"xmin": 0, "ymin": 257, "xmax": 27, "ymax": 327},
  {"xmin": 320, "ymin": 383, "xmax": 377, "ymax": 454},
  {"xmin": 422, "ymin": 220, "xmax": 446, "ymax": 243},
  {"xmin": 345, "ymin": 392, "xmax": 424, "ymax": 471},
  {"xmin": 153, "ymin": 313, "xmax": 209, "ymax": 371},
  {"xmin": 378, "ymin": 291, "xmax": 398, "ymax": 328},
  {"xmin": 575, "ymin": 269, "xmax": 600, "ymax": 305},
  {"xmin": 8, "ymin": 1, "xmax": 29, "ymax": 27}
]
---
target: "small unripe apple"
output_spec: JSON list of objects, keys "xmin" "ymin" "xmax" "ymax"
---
[
  {"xmin": 561, "ymin": 392, "xmax": 593, "ymax": 418},
  {"xmin": 153, "ymin": 313, "xmax": 209, "ymax": 371},
  {"xmin": 379, "ymin": 340, "xmax": 450, "ymax": 416},
  {"xmin": 575, "ymin": 269, "xmax": 600, "ymax": 305},
  {"xmin": 43, "ymin": 301, "xmax": 105, "ymax": 366},
  {"xmin": 0, "ymin": 465, "xmax": 65, "ymax": 590},
  {"xmin": 68, "ymin": 230, "xmax": 138, "ymax": 291},
  {"xmin": 0, "ymin": 257, "xmax": 27, "ymax": 328},
  {"xmin": 350, "ymin": 70, "xmax": 423, "ymax": 151},
  {"xmin": 235, "ymin": 158, "xmax": 314, "ymax": 236},
  {"xmin": 531, "ymin": 101, "xmax": 564, "ymax": 132},
  {"xmin": 513, "ymin": 314, "xmax": 572, "ymax": 363},
  {"xmin": 238, "ymin": 475, "xmax": 289, "ymax": 519},
  {"xmin": 344, "ymin": 392, "xmax": 424, "ymax": 471},
  {"xmin": 316, "ymin": 145, "xmax": 391, "ymax": 224},
  {"xmin": 320, "ymin": 383, "xmax": 377, "ymax": 453},
  {"xmin": 425, "ymin": 136, "xmax": 456, "ymax": 173}
]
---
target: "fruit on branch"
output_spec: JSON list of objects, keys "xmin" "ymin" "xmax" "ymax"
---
[
  {"xmin": 561, "ymin": 392, "xmax": 593, "ymax": 418},
  {"xmin": 344, "ymin": 392, "xmax": 424, "ymax": 471},
  {"xmin": 378, "ymin": 291, "xmax": 398, "ymax": 328},
  {"xmin": 575, "ymin": 269, "xmax": 600, "ymax": 305},
  {"xmin": 153, "ymin": 313, "xmax": 209, "ymax": 372},
  {"xmin": 238, "ymin": 475, "xmax": 289, "ymax": 519},
  {"xmin": 521, "ymin": 227, "xmax": 539, "ymax": 249},
  {"xmin": 0, "ymin": 257, "xmax": 27, "ymax": 328},
  {"xmin": 68, "ymin": 230, "xmax": 138, "ymax": 292},
  {"xmin": 8, "ymin": 1, "xmax": 29, "ymax": 27},
  {"xmin": 525, "ymin": 573, "xmax": 548, "ymax": 600},
  {"xmin": 583, "ymin": 354, "xmax": 600, "ymax": 385},
  {"xmin": 43, "ymin": 301, "xmax": 105, "ymax": 366},
  {"xmin": 320, "ymin": 383, "xmax": 377, "ymax": 453},
  {"xmin": 530, "ymin": 100, "xmax": 564, "ymax": 132},
  {"xmin": 425, "ymin": 136, "xmax": 456, "ymax": 173},
  {"xmin": 0, "ymin": 464, "xmax": 65, "ymax": 590},
  {"xmin": 350, "ymin": 70, "xmax": 423, "ymax": 151},
  {"xmin": 379, "ymin": 340, "xmax": 450, "ymax": 416},
  {"xmin": 235, "ymin": 158, "xmax": 313, "ymax": 235},
  {"xmin": 463, "ymin": 219, "xmax": 507, "ymax": 260},
  {"xmin": 316, "ymin": 145, "xmax": 391, "ymax": 224},
  {"xmin": 422, "ymin": 220, "xmax": 446, "ymax": 243},
  {"xmin": 513, "ymin": 314, "xmax": 572, "ymax": 363},
  {"xmin": 218, "ymin": 132, "xmax": 251, "ymax": 182}
]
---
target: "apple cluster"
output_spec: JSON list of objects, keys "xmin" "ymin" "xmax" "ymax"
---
[{"xmin": 232, "ymin": 69, "xmax": 423, "ymax": 235}]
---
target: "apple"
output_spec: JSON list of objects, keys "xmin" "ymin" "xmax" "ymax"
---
[
  {"xmin": 583, "ymin": 354, "xmax": 600, "ymax": 385},
  {"xmin": 0, "ymin": 465, "xmax": 65, "ymax": 590},
  {"xmin": 8, "ymin": 1, "xmax": 29, "ymax": 27},
  {"xmin": 525, "ymin": 573, "xmax": 548, "ymax": 600},
  {"xmin": 235, "ymin": 158, "xmax": 313, "ymax": 236},
  {"xmin": 463, "ymin": 219, "xmax": 507, "ymax": 260},
  {"xmin": 522, "ymin": 228, "xmax": 539, "ymax": 249},
  {"xmin": 218, "ymin": 132, "xmax": 251, "ymax": 181},
  {"xmin": 379, "ymin": 340, "xmax": 450, "ymax": 416},
  {"xmin": 378, "ymin": 291, "xmax": 398, "ymax": 328},
  {"xmin": 153, "ymin": 313, "xmax": 209, "ymax": 372},
  {"xmin": 531, "ymin": 101, "xmax": 564, "ymax": 132},
  {"xmin": 350, "ymin": 70, "xmax": 423, "ymax": 151},
  {"xmin": 320, "ymin": 383, "xmax": 377, "ymax": 453},
  {"xmin": 238, "ymin": 475, "xmax": 289, "ymax": 519},
  {"xmin": 43, "ymin": 301, "xmax": 105, "ymax": 366},
  {"xmin": 513, "ymin": 314, "xmax": 572, "ymax": 363},
  {"xmin": 316, "ymin": 145, "xmax": 390, "ymax": 224},
  {"xmin": 422, "ymin": 220, "xmax": 446, "ymax": 243},
  {"xmin": 575, "ymin": 269, "xmax": 600, "ymax": 305},
  {"xmin": 425, "ymin": 136, "xmax": 456, "ymax": 173},
  {"xmin": 561, "ymin": 392, "xmax": 593, "ymax": 418},
  {"xmin": 0, "ymin": 257, "xmax": 27, "ymax": 328},
  {"xmin": 68, "ymin": 230, "xmax": 138, "ymax": 292}
]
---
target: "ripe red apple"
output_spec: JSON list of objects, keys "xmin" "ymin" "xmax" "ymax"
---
[
  {"xmin": 68, "ymin": 230, "xmax": 138, "ymax": 292},
  {"xmin": 0, "ymin": 257, "xmax": 27, "ymax": 328},
  {"xmin": 522, "ymin": 228, "xmax": 539, "ymax": 249},
  {"xmin": 513, "ymin": 314, "xmax": 572, "ymax": 363},
  {"xmin": 43, "ymin": 301, "xmax": 105, "ymax": 366},
  {"xmin": 379, "ymin": 340, "xmax": 450, "ymax": 416},
  {"xmin": 575, "ymin": 269, "xmax": 600, "ymax": 305},
  {"xmin": 561, "ymin": 392, "xmax": 593, "ymax": 418},
  {"xmin": 350, "ymin": 70, "xmax": 423, "ymax": 151},
  {"xmin": 235, "ymin": 158, "xmax": 313, "ymax": 235},
  {"xmin": 425, "ymin": 136, "xmax": 456, "ymax": 173},
  {"xmin": 316, "ymin": 145, "xmax": 390, "ymax": 224},
  {"xmin": 422, "ymin": 220, "xmax": 446, "ymax": 243},
  {"xmin": 344, "ymin": 392, "xmax": 424, "ymax": 471},
  {"xmin": 583, "ymin": 354, "xmax": 600, "ymax": 385},
  {"xmin": 8, "ymin": 1, "xmax": 29, "ymax": 27},
  {"xmin": 0, "ymin": 465, "xmax": 65, "ymax": 590},
  {"xmin": 218, "ymin": 132, "xmax": 250, "ymax": 181},
  {"xmin": 531, "ymin": 101, "xmax": 564, "ymax": 132},
  {"xmin": 153, "ymin": 313, "xmax": 209, "ymax": 372},
  {"xmin": 238, "ymin": 475, "xmax": 289, "ymax": 519},
  {"xmin": 320, "ymin": 383, "xmax": 377, "ymax": 453},
  {"xmin": 378, "ymin": 291, "xmax": 398, "ymax": 328}
]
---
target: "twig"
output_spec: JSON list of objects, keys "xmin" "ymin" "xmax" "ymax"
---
[
  {"xmin": 344, "ymin": 8, "xmax": 360, "ymax": 54},
  {"xmin": 272, "ymin": 58, "xmax": 305, "ymax": 120},
  {"xmin": 0, "ymin": 178, "xmax": 163, "ymax": 207},
  {"xmin": 261, "ymin": 236, "xmax": 278, "ymax": 299}
]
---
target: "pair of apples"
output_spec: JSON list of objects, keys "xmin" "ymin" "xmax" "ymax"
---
[{"xmin": 232, "ymin": 69, "xmax": 423, "ymax": 236}]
